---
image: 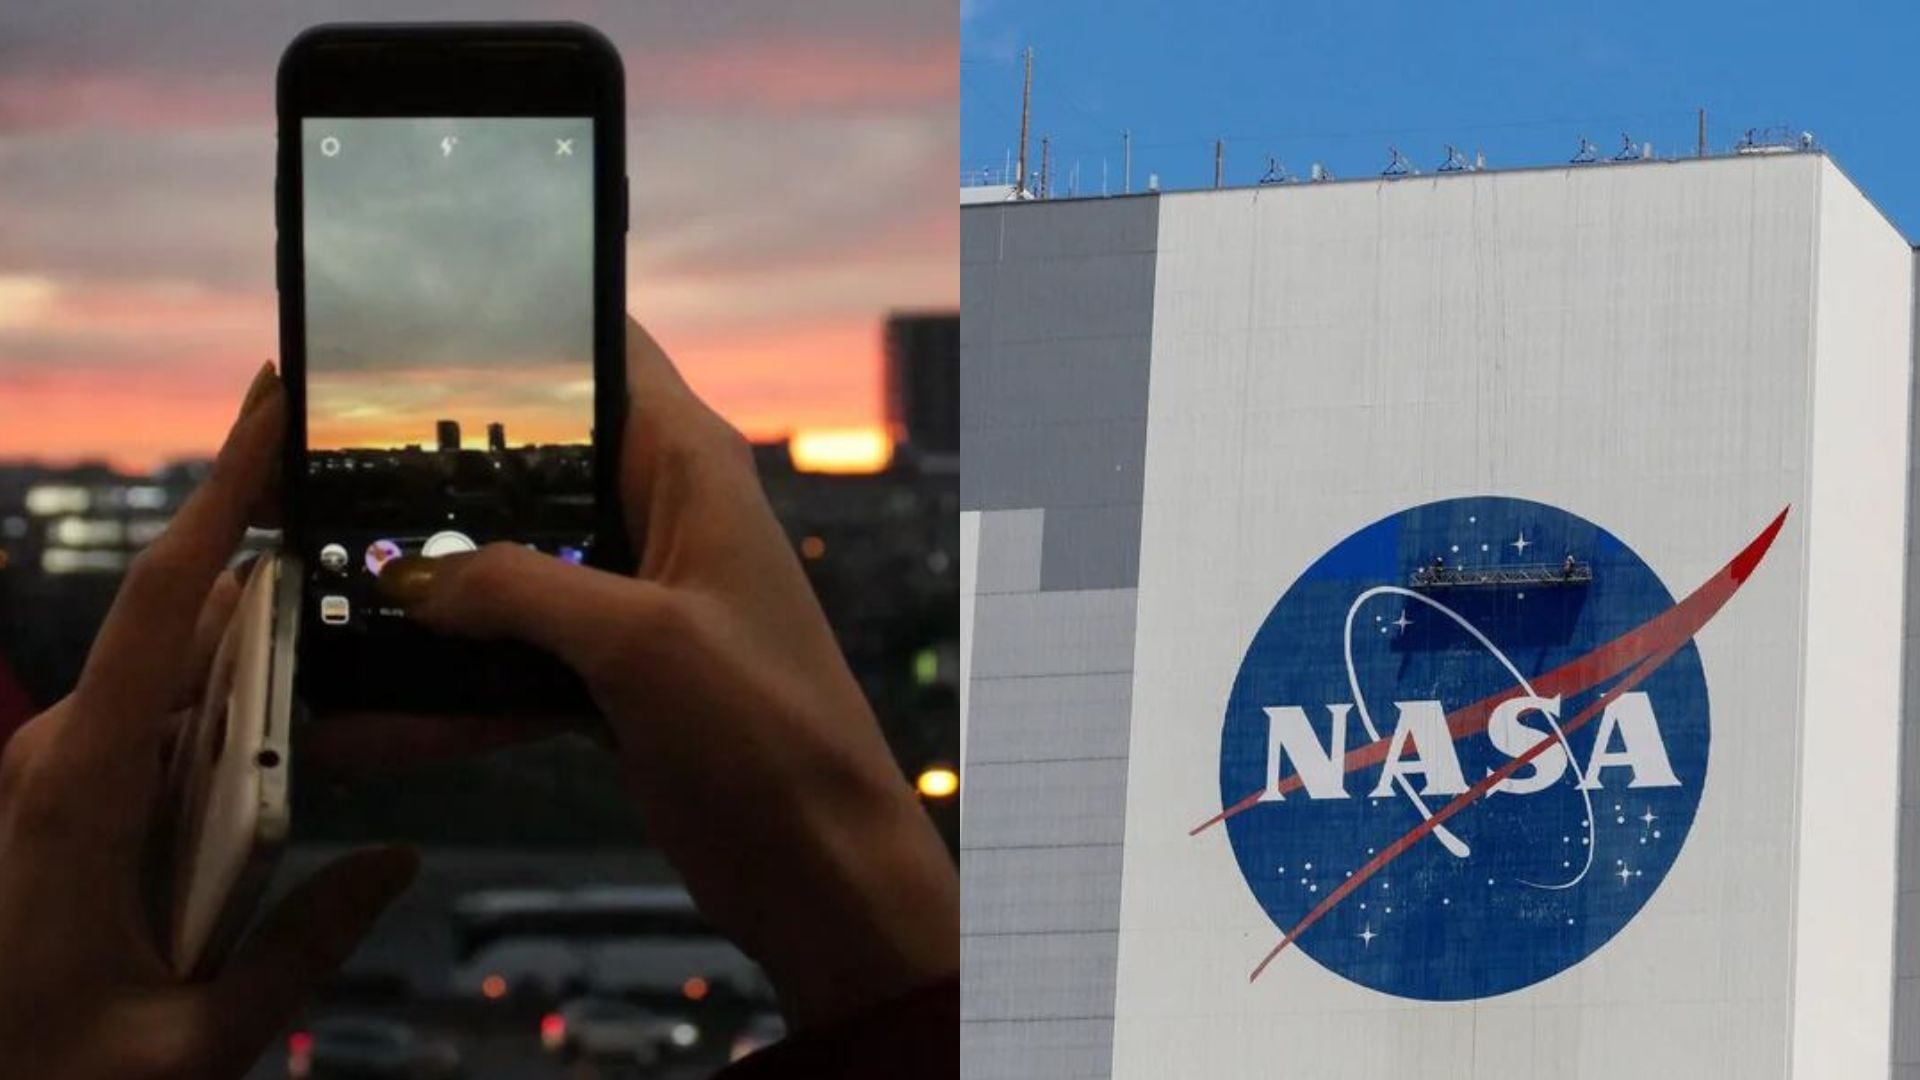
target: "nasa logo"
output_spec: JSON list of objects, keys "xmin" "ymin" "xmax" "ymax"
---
[{"xmin": 1196, "ymin": 496, "xmax": 1787, "ymax": 1000}]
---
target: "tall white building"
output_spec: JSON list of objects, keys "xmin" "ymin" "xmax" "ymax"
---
[{"xmin": 961, "ymin": 151, "xmax": 1919, "ymax": 1078}]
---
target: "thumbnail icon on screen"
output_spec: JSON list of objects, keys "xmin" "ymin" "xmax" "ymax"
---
[
  {"xmin": 319, "ymin": 595, "xmax": 350, "ymax": 626},
  {"xmin": 365, "ymin": 539, "xmax": 403, "ymax": 576}
]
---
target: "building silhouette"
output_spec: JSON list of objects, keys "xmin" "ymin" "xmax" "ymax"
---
[
  {"xmin": 885, "ymin": 312, "xmax": 959, "ymax": 456},
  {"xmin": 436, "ymin": 419, "xmax": 461, "ymax": 452},
  {"xmin": 487, "ymin": 422, "xmax": 506, "ymax": 453}
]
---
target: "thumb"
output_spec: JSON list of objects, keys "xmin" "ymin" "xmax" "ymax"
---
[
  {"xmin": 380, "ymin": 544, "xmax": 677, "ymax": 681},
  {"xmin": 201, "ymin": 845, "xmax": 418, "ymax": 1071}
]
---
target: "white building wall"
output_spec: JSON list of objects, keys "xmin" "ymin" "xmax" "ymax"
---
[
  {"xmin": 1791, "ymin": 162, "xmax": 1918, "ymax": 1074},
  {"xmin": 1107, "ymin": 155, "xmax": 1912, "ymax": 1078}
]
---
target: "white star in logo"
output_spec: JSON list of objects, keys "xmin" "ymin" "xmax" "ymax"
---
[
  {"xmin": 1640, "ymin": 808, "xmax": 1657, "ymax": 827},
  {"xmin": 1392, "ymin": 612, "xmax": 1413, "ymax": 632},
  {"xmin": 1511, "ymin": 532, "xmax": 1532, "ymax": 555},
  {"xmin": 1358, "ymin": 924, "xmax": 1377, "ymax": 947},
  {"xmin": 1616, "ymin": 865, "xmax": 1633, "ymax": 886}
]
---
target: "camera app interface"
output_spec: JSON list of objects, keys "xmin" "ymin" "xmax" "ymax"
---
[{"xmin": 302, "ymin": 117, "xmax": 594, "ymax": 630}]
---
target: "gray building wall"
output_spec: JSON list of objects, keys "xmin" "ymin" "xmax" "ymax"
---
[
  {"xmin": 960, "ymin": 196, "xmax": 1158, "ymax": 1078},
  {"xmin": 1897, "ymin": 246, "xmax": 1920, "ymax": 1080}
]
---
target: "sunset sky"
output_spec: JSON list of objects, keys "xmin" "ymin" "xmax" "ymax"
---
[{"xmin": 0, "ymin": 1, "xmax": 956, "ymax": 471}]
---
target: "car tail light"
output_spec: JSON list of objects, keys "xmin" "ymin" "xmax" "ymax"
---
[
  {"xmin": 288, "ymin": 1031, "xmax": 313, "ymax": 1078},
  {"xmin": 682, "ymin": 975, "xmax": 710, "ymax": 1001},
  {"xmin": 539, "ymin": 1012, "xmax": 566, "ymax": 1052}
]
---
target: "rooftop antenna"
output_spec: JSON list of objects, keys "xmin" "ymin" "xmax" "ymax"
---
[
  {"xmin": 1474, "ymin": 149, "xmax": 1486, "ymax": 170},
  {"xmin": 1259, "ymin": 155, "xmax": 1290, "ymax": 184},
  {"xmin": 1013, "ymin": 47, "xmax": 1033, "ymax": 196},
  {"xmin": 1213, "ymin": 138, "xmax": 1225, "ymax": 188},
  {"xmin": 1038, "ymin": 134, "xmax": 1052, "ymax": 198},
  {"xmin": 1571, "ymin": 136, "xmax": 1598, "ymax": 164},
  {"xmin": 1382, "ymin": 146, "xmax": 1414, "ymax": 176},
  {"xmin": 1310, "ymin": 161, "xmax": 1332, "ymax": 182},
  {"xmin": 1613, "ymin": 133, "xmax": 1640, "ymax": 161},
  {"xmin": 1122, "ymin": 129, "xmax": 1133, "ymax": 194},
  {"xmin": 1696, "ymin": 107, "xmax": 1707, "ymax": 158},
  {"xmin": 1437, "ymin": 144, "xmax": 1470, "ymax": 172}
]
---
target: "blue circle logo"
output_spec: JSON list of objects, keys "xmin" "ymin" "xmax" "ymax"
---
[{"xmin": 1216, "ymin": 496, "xmax": 1722, "ymax": 1000}]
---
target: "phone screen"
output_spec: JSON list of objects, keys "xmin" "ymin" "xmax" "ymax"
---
[{"xmin": 299, "ymin": 117, "xmax": 595, "ymax": 632}]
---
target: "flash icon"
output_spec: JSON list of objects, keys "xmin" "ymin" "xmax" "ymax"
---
[{"xmin": 440, "ymin": 135, "xmax": 459, "ymax": 157}]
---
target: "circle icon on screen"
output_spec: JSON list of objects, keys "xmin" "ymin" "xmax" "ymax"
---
[
  {"xmin": 318, "ymin": 543, "xmax": 349, "ymax": 573},
  {"xmin": 364, "ymin": 539, "xmax": 403, "ymax": 576},
  {"xmin": 422, "ymin": 530, "xmax": 477, "ymax": 559},
  {"xmin": 319, "ymin": 135, "xmax": 341, "ymax": 158}
]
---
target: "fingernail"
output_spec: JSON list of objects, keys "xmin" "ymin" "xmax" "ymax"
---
[
  {"xmin": 376, "ymin": 555, "xmax": 442, "ymax": 608},
  {"xmin": 237, "ymin": 361, "xmax": 279, "ymax": 420}
]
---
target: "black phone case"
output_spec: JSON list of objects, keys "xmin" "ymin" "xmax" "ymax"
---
[{"xmin": 275, "ymin": 23, "xmax": 629, "ymax": 718}]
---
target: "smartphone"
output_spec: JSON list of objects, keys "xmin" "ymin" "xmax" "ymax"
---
[
  {"xmin": 276, "ymin": 24, "xmax": 629, "ymax": 714},
  {"xmin": 164, "ymin": 552, "xmax": 297, "ymax": 978}
]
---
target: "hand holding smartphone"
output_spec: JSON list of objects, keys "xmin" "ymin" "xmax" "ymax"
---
[{"xmin": 277, "ymin": 23, "xmax": 629, "ymax": 715}]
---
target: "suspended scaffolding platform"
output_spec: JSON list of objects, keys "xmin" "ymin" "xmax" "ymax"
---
[{"xmin": 1409, "ymin": 560, "xmax": 1593, "ymax": 590}]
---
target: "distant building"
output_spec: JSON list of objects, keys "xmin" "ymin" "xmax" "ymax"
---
[
  {"xmin": 885, "ymin": 312, "xmax": 959, "ymax": 456},
  {"xmin": 436, "ymin": 419, "xmax": 461, "ymax": 452},
  {"xmin": 487, "ymin": 422, "xmax": 506, "ymax": 453}
]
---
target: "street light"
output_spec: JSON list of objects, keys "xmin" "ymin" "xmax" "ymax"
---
[{"xmin": 916, "ymin": 766, "xmax": 959, "ymax": 800}]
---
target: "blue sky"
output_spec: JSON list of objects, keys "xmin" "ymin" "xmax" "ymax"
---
[{"xmin": 962, "ymin": 0, "xmax": 1920, "ymax": 239}]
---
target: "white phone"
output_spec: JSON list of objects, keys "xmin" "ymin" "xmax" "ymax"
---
[{"xmin": 163, "ymin": 549, "xmax": 298, "ymax": 977}]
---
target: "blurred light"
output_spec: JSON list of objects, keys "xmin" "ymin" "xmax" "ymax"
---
[
  {"xmin": 670, "ymin": 1022, "xmax": 700, "ymax": 1048},
  {"xmin": 2, "ymin": 516, "xmax": 26, "ymax": 539},
  {"xmin": 123, "ymin": 485, "xmax": 168, "ymax": 510},
  {"xmin": 789, "ymin": 427, "xmax": 892, "ymax": 474},
  {"xmin": 913, "ymin": 647, "xmax": 939, "ymax": 686},
  {"xmin": 126, "ymin": 518, "xmax": 169, "ymax": 546},
  {"xmin": 24, "ymin": 485, "xmax": 88, "ymax": 517},
  {"xmin": 916, "ymin": 766, "xmax": 960, "ymax": 800},
  {"xmin": 481, "ymin": 973, "xmax": 507, "ymax": 1000},
  {"xmin": 287, "ymin": 1031, "xmax": 313, "ymax": 1079},
  {"xmin": 731, "ymin": 1025, "xmax": 780, "ymax": 1063},
  {"xmin": 682, "ymin": 975, "xmax": 710, "ymax": 1001},
  {"xmin": 50, "ymin": 516, "xmax": 123, "ymax": 547},
  {"xmin": 539, "ymin": 1012, "xmax": 566, "ymax": 1051},
  {"xmin": 799, "ymin": 535, "xmax": 826, "ymax": 560},
  {"xmin": 42, "ymin": 548, "xmax": 128, "ymax": 575}
]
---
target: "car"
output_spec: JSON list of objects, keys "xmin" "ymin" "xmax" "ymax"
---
[
  {"xmin": 541, "ymin": 996, "xmax": 701, "ymax": 1065},
  {"xmin": 287, "ymin": 1015, "xmax": 460, "ymax": 1079},
  {"xmin": 449, "ymin": 936, "xmax": 588, "ymax": 1002}
]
